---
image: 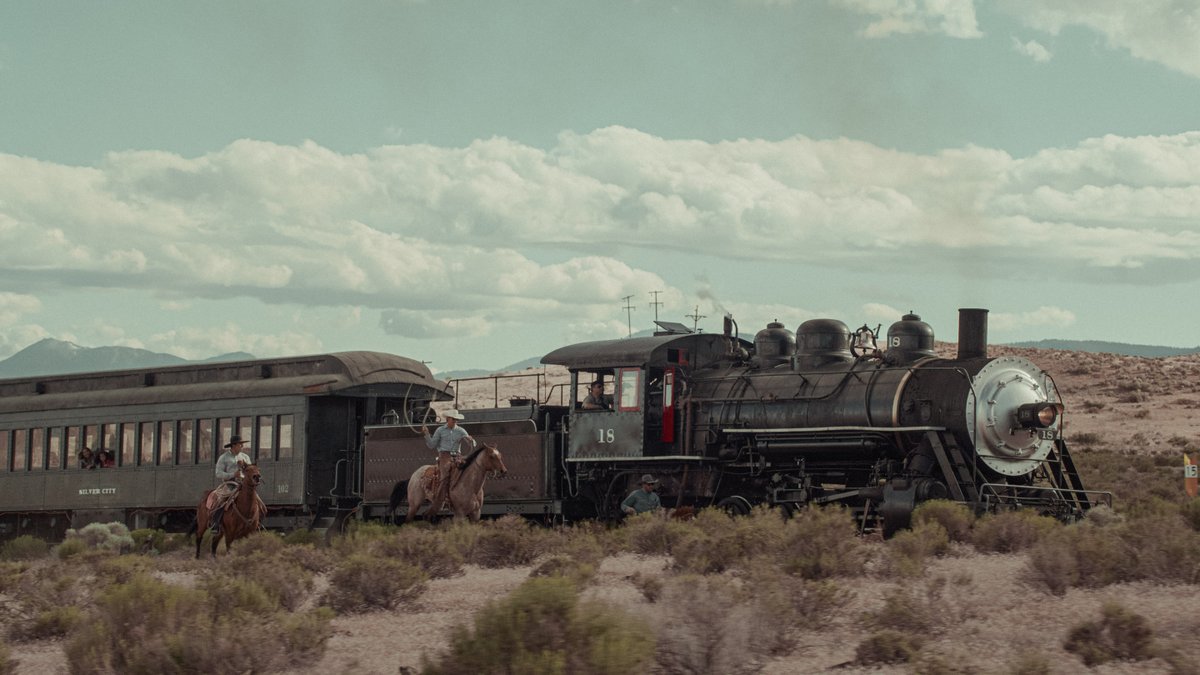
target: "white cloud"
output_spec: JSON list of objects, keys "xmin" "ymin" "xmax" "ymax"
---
[
  {"xmin": 832, "ymin": 0, "xmax": 983, "ymax": 39},
  {"xmin": 3, "ymin": 127, "xmax": 1200, "ymax": 348},
  {"xmin": 996, "ymin": 0, "xmax": 1200, "ymax": 78},
  {"xmin": 1011, "ymin": 37, "xmax": 1053, "ymax": 62}
]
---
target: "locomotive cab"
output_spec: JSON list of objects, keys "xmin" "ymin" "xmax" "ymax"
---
[{"xmin": 543, "ymin": 332, "xmax": 746, "ymax": 462}]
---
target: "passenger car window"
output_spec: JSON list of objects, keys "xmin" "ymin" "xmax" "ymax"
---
[
  {"xmin": 277, "ymin": 415, "xmax": 294, "ymax": 460},
  {"xmin": 257, "ymin": 416, "xmax": 274, "ymax": 461}
]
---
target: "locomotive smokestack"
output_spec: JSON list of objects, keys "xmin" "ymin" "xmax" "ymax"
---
[{"xmin": 957, "ymin": 308, "xmax": 989, "ymax": 360}]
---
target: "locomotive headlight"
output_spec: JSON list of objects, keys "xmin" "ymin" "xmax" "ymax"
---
[{"xmin": 1016, "ymin": 402, "xmax": 1059, "ymax": 429}]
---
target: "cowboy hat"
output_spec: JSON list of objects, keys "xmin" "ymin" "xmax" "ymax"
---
[
  {"xmin": 443, "ymin": 409, "xmax": 465, "ymax": 421},
  {"xmin": 224, "ymin": 435, "xmax": 247, "ymax": 448},
  {"xmin": 640, "ymin": 474, "xmax": 659, "ymax": 484}
]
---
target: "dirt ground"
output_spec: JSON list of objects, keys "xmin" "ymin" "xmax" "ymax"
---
[{"xmin": 8, "ymin": 344, "xmax": 1200, "ymax": 674}]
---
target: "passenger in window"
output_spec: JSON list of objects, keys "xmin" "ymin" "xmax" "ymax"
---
[
  {"xmin": 96, "ymin": 449, "xmax": 115, "ymax": 468},
  {"xmin": 582, "ymin": 380, "xmax": 612, "ymax": 410},
  {"xmin": 78, "ymin": 446, "xmax": 96, "ymax": 469},
  {"xmin": 621, "ymin": 474, "xmax": 662, "ymax": 515}
]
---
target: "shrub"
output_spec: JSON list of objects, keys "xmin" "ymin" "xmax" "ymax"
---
[
  {"xmin": 282, "ymin": 528, "xmax": 324, "ymax": 547},
  {"xmin": 93, "ymin": 554, "xmax": 153, "ymax": 585},
  {"xmin": 331, "ymin": 520, "xmax": 400, "ymax": 555},
  {"xmin": 619, "ymin": 512, "xmax": 692, "ymax": 555},
  {"xmin": 865, "ymin": 586, "xmax": 938, "ymax": 635},
  {"xmin": 129, "ymin": 528, "xmax": 167, "ymax": 554},
  {"xmin": 0, "ymin": 562, "xmax": 27, "ymax": 593},
  {"xmin": 279, "ymin": 543, "xmax": 333, "ymax": 574},
  {"xmin": 885, "ymin": 521, "xmax": 950, "ymax": 576},
  {"xmin": 1026, "ymin": 516, "xmax": 1200, "ymax": 594},
  {"xmin": 422, "ymin": 577, "xmax": 654, "ymax": 675},
  {"xmin": 971, "ymin": 510, "xmax": 1058, "ymax": 553},
  {"xmin": 226, "ymin": 530, "xmax": 286, "ymax": 559},
  {"xmin": 530, "ymin": 555, "xmax": 596, "ymax": 587},
  {"xmin": 6, "ymin": 563, "xmax": 92, "ymax": 639},
  {"xmin": 913, "ymin": 500, "xmax": 975, "ymax": 542},
  {"xmin": 466, "ymin": 515, "xmax": 548, "ymax": 568},
  {"xmin": 855, "ymin": 629, "xmax": 922, "ymax": 665},
  {"xmin": 0, "ymin": 535, "xmax": 49, "ymax": 561},
  {"xmin": 68, "ymin": 522, "xmax": 135, "ymax": 553},
  {"xmin": 775, "ymin": 506, "xmax": 865, "ymax": 579},
  {"xmin": 1182, "ymin": 498, "xmax": 1200, "ymax": 532},
  {"xmin": 55, "ymin": 537, "xmax": 88, "ymax": 560},
  {"xmin": 323, "ymin": 553, "xmax": 426, "ymax": 613},
  {"xmin": 23, "ymin": 605, "xmax": 84, "ymax": 640},
  {"xmin": 1116, "ymin": 514, "xmax": 1200, "ymax": 583},
  {"xmin": 741, "ymin": 563, "xmax": 852, "ymax": 654},
  {"xmin": 220, "ymin": 551, "xmax": 314, "ymax": 611},
  {"xmin": 1063, "ymin": 601, "xmax": 1155, "ymax": 666},
  {"xmin": 371, "ymin": 527, "xmax": 465, "ymax": 578},
  {"xmin": 64, "ymin": 574, "xmax": 333, "ymax": 674},
  {"xmin": 670, "ymin": 506, "xmax": 790, "ymax": 574},
  {"xmin": 670, "ymin": 531, "xmax": 734, "ymax": 574},
  {"xmin": 653, "ymin": 575, "xmax": 759, "ymax": 674},
  {"xmin": 627, "ymin": 571, "xmax": 663, "ymax": 603},
  {"xmin": 1083, "ymin": 504, "xmax": 1124, "ymax": 527}
]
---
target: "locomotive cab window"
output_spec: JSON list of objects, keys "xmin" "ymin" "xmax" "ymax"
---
[{"xmin": 617, "ymin": 368, "xmax": 641, "ymax": 412}]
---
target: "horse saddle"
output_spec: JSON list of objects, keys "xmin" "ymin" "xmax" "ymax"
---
[{"xmin": 421, "ymin": 457, "xmax": 465, "ymax": 495}]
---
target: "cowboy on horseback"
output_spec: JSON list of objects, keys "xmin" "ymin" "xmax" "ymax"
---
[
  {"xmin": 420, "ymin": 409, "xmax": 475, "ymax": 517},
  {"xmin": 209, "ymin": 435, "xmax": 252, "ymax": 534}
]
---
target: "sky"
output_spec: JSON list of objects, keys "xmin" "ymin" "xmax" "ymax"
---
[{"xmin": 2, "ymin": 0, "xmax": 1200, "ymax": 373}]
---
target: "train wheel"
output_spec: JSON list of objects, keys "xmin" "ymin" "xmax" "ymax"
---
[{"xmin": 716, "ymin": 495, "xmax": 752, "ymax": 516}]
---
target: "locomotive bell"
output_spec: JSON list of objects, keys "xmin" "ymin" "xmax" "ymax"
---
[
  {"xmin": 753, "ymin": 321, "xmax": 796, "ymax": 368},
  {"xmin": 885, "ymin": 312, "xmax": 936, "ymax": 363},
  {"xmin": 795, "ymin": 319, "xmax": 852, "ymax": 369}
]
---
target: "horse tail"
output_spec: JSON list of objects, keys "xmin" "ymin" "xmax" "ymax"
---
[
  {"xmin": 185, "ymin": 514, "xmax": 198, "ymax": 536},
  {"xmin": 387, "ymin": 480, "xmax": 409, "ymax": 522}
]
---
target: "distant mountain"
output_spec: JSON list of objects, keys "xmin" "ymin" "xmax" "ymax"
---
[
  {"xmin": 436, "ymin": 355, "xmax": 547, "ymax": 381},
  {"xmin": 1004, "ymin": 339, "xmax": 1200, "ymax": 358},
  {"xmin": 0, "ymin": 339, "xmax": 256, "ymax": 378}
]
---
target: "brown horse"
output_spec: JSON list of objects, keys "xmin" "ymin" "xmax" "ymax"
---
[
  {"xmin": 394, "ymin": 443, "xmax": 508, "ymax": 523},
  {"xmin": 195, "ymin": 464, "xmax": 265, "ymax": 558}
]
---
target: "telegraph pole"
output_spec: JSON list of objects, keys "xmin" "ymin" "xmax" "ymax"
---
[
  {"xmin": 649, "ymin": 290, "xmax": 663, "ymax": 323},
  {"xmin": 686, "ymin": 305, "xmax": 706, "ymax": 333},
  {"xmin": 622, "ymin": 295, "xmax": 636, "ymax": 337}
]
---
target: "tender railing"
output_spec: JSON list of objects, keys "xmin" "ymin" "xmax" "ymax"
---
[{"xmin": 448, "ymin": 371, "xmax": 548, "ymax": 409}]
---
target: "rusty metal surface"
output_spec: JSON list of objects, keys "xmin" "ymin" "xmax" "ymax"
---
[{"xmin": 363, "ymin": 425, "xmax": 549, "ymax": 503}]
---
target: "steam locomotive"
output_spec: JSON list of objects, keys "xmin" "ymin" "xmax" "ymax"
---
[
  {"xmin": 360, "ymin": 308, "xmax": 1106, "ymax": 534},
  {"xmin": 0, "ymin": 308, "xmax": 1105, "ymax": 541}
]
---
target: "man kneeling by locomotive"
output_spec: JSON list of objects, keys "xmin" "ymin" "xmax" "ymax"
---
[
  {"xmin": 622, "ymin": 474, "xmax": 662, "ymax": 515},
  {"xmin": 207, "ymin": 435, "xmax": 262, "ymax": 533}
]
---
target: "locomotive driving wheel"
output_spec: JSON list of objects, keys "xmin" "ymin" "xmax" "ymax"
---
[{"xmin": 716, "ymin": 495, "xmax": 752, "ymax": 516}]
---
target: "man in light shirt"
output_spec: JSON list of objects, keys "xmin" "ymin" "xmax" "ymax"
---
[
  {"xmin": 209, "ymin": 435, "xmax": 253, "ymax": 533},
  {"xmin": 421, "ymin": 410, "xmax": 475, "ymax": 517}
]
